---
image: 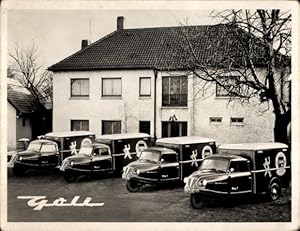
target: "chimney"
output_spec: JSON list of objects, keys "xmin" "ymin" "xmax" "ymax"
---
[
  {"xmin": 81, "ymin": 39, "xmax": 89, "ymax": 49},
  {"xmin": 117, "ymin": 16, "xmax": 124, "ymax": 30}
]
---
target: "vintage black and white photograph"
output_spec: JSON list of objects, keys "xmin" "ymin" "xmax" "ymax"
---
[{"xmin": 1, "ymin": 0, "xmax": 299, "ymax": 230}]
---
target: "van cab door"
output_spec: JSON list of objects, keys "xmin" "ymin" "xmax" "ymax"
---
[
  {"xmin": 159, "ymin": 153, "xmax": 180, "ymax": 181},
  {"xmin": 91, "ymin": 146, "xmax": 112, "ymax": 173},
  {"xmin": 40, "ymin": 143, "xmax": 59, "ymax": 167},
  {"xmin": 228, "ymin": 160, "xmax": 252, "ymax": 194}
]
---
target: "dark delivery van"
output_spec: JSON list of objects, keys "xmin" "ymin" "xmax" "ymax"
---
[
  {"xmin": 122, "ymin": 136, "xmax": 216, "ymax": 192},
  {"xmin": 184, "ymin": 143, "xmax": 291, "ymax": 209},
  {"xmin": 9, "ymin": 131, "xmax": 95, "ymax": 176},
  {"xmin": 59, "ymin": 133, "xmax": 151, "ymax": 182}
]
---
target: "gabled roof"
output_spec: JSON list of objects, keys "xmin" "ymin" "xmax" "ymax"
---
[
  {"xmin": 49, "ymin": 24, "xmax": 284, "ymax": 72},
  {"xmin": 7, "ymin": 85, "xmax": 45, "ymax": 114}
]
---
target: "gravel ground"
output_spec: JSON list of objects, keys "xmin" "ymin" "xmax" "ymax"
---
[{"xmin": 7, "ymin": 169, "xmax": 291, "ymax": 222}]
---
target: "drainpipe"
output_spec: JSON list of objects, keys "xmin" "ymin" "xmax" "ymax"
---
[{"xmin": 153, "ymin": 68, "xmax": 158, "ymax": 142}]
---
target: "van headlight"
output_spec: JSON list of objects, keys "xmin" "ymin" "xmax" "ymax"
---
[
  {"xmin": 136, "ymin": 169, "xmax": 140, "ymax": 175},
  {"xmin": 183, "ymin": 177, "xmax": 188, "ymax": 184},
  {"xmin": 70, "ymin": 161, "xmax": 74, "ymax": 167},
  {"xmin": 19, "ymin": 156, "xmax": 23, "ymax": 161},
  {"xmin": 203, "ymin": 180, "xmax": 207, "ymax": 186}
]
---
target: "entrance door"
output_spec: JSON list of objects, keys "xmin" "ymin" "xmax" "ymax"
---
[{"xmin": 162, "ymin": 122, "xmax": 187, "ymax": 138}]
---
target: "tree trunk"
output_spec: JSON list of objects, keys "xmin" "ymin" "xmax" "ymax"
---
[{"xmin": 273, "ymin": 112, "xmax": 289, "ymax": 144}]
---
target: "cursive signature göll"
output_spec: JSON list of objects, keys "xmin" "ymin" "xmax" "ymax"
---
[{"xmin": 17, "ymin": 196, "xmax": 104, "ymax": 210}]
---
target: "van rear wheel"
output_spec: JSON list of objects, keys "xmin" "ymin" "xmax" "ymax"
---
[
  {"xmin": 190, "ymin": 193, "xmax": 204, "ymax": 209},
  {"xmin": 126, "ymin": 180, "xmax": 141, "ymax": 192},
  {"xmin": 268, "ymin": 182, "xmax": 281, "ymax": 201}
]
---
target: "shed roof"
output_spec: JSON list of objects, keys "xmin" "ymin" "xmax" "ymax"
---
[{"xmin": 7, "ymin": 85, "xmax": 45, "ymax": 114}]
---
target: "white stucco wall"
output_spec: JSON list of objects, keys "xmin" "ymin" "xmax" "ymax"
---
[
  {"xmin": 53, "ymin": 68, "xmax": 275, "ymax": 143},
  {"xmin": 7, "ymin": 102, "xmax": 17, "ymax": 149},
  {"xmin": 53, "ymin": 70, "xmax": 155, "ymax": 135}
]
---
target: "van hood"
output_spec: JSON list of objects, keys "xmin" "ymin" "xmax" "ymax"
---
[
  {"xmin": 126, "ymin": 159, "xmax": 159, "ymax": 172},
  {"xmin": 188, "ymin": 169, "xmax": 228, "ymax": 182},
  {"xmin": 60, "ymin": 154, "xmax": 92, "ymax": 171}
]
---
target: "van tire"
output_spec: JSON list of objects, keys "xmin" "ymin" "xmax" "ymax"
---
[
  {"xmin": 13, "ymin": 164, "xmax": 25, "ymax": 176},
  {"xmin": 268, "ymin": 181, "xmax": 281, "ymax": 201},
  {"xmin": 190, "ymin": 193, "xmax": 204, "ymax": 209},
  {"xmin": 64, "ymin": 170, "xmax": 76, "ymax": 182},
  {"xmin": 126, "ymin": 180, "xmax": 141, "ymax": 192}
]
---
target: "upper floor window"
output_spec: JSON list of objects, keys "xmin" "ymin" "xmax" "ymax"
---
[
  {"xmin": 139, "ymin": 77, "xmax": 151, "ymax": 97},
  {"xmin": 102, "ymin": 78, "xmax": 122, "ymax": 97},
  {"xmin": 71, "ymin": 120, "xmax": 89, "ymax": 131},
  {"xmin": 71, "ymin": 79, "xmax": 89, "ymax": 97},
  {"xmin": 216, "ymin": 76, "xmax": 240, "ymax": 97},
  {"xmin": 162, "ymin": 76, "xmax": 187, "ymax": 106}
]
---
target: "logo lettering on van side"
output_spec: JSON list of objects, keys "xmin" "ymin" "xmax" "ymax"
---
[
  {"xmin": 263, "ymin": 156, "xmax": 272, "ymax": 177},
  {"xmin": 123, "ymin": 144, "xmax": 132, "ymax": 159},
  {"xmin": 190, "ymin": 150, "xmax": 198, "ymax": 167}
]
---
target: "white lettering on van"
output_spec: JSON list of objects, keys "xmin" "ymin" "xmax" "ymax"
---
[
  {"xmin": 263, "ymin": 156, "xmax": 272, "ymax": 177},
  {"xmin": 190, "ymin": 150, "xmax": 198, "ymax": 167},
  {"xmin": 70, "ymin": 141, "xmax": 78, "ymax": 155},
  {"xmin": 123, "ymin": 144, "xmax": 132, "ymax": 159}
]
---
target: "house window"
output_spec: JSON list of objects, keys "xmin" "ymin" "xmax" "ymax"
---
[
  {"xmin": 230, "ymin": 117, "xmax": 244, "ymax": 125},
  {"xmin": 71, "ymin": 120, "xmax": 89, "ymax": 131},
  {"xmin": 102, "ymin": 78, "xmax": 122, "ymax": 97},
  {"xmin": 216, "ymin": 76, "xmax": 240, "ymax": 97},
  {"xmin": 102, "ymin": 120, "xmax": 121, "ymax": 134},
  {"xmin": 209, "ymin": 117, "xmax": 223, "ymax": 124},
  {"xmin": 139, "ymin": 121, "xmax": 151, "ymax": 134},
  {"xmin": 71, "ymin": 79, "xmax": 89, "ymax": 97},
  {"xmin": 162, "ymin": 76, "xmax": 187, "ymax": 106},
  {"xmin": 162, "ymin": 121, "xmax": 187, "ymax": 138},
  {"xmin": 139, "ymin": 77, "xmax": 151, "ymax": 97}
]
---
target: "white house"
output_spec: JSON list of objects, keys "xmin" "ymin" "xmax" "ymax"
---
[{"xmin": 48, "ymin": 17, "xmax": 289, "ymax": 145}]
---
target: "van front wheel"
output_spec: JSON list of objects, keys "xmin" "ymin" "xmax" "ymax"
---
[
  {"xmin": 126, "ymin": 180, "xmax": 141, "ymax": 192},
  {"xmin": 268, "ymin": 181, "xmax": 281, "ymax": 201},
  {"xmin": 190, "ymin": 193, "xmax": 204, "ymax": 209}
]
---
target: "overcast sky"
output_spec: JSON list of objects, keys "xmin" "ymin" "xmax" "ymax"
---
[{"xmin": 7, "ymin": 9, "xmax": 219, "ymax": 70}]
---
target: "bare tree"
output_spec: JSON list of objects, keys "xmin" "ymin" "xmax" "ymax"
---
[
  {"xmin": 161, "ymin": 9, "xmax": 291, "ymax": 144},
  {"xmin": 8, "ymin": 43, "xmax": 53, "ymax": 105}
]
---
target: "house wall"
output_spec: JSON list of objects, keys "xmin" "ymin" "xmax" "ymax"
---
[
  {"xmin": 53, "ymin": 70, "xmax": 155, "ymax": 135},
  {"xmin": 52, "ymin": 68, "xmax": 275, "ymax": 144},
  {"xmin": 7, "ymin": 102, "xmax": 17, "ymax": 150},
  {"xmin": 16, "ymin": 116, "xmax": 32, "ymax": 141}
]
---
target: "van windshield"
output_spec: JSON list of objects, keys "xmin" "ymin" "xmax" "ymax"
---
[
  {"xmin": 200, "ymin": 158, "xmax": 228, "ymax": 172},
  {"xmin": 27, "ymin": 142, "xmax": 41, "ymax": 152},
  {"xmin": 139, "ymin": 150, "xmax": 160, "ymax": 162}
]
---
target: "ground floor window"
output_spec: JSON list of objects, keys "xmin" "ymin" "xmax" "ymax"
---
[
  {"xmin": 71, "ymin": 120, "xmax": 89, "ymax": 131},
  {"xmin": 102, "ymin": 120, "xmax": 121, "ymax": 134},
  {"xmin": 139, "ymin": 121, "xmax": 151, "ymax": 134},
  {"xmin": 161, "ymin": 121, "xmax": 187, "ymax": 138}
]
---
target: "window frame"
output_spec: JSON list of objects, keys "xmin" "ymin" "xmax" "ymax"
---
[
  {"xmin": 209, "ymin": 117, "xmax": 223, "ymax": 125},
  {"xmin": 230, "ymin": 117, "xmax": 245, "ymax": 126},
  {"xmin": 139, "ymin": 121, "xmax": 151, "ymax": 134},
  {"xmin": 102, "ymin": 78, "xmax": 122, "ymax": 97},
  {"xmin": 162, "ymin": 76, "xmax": 188, "ymax": 107},
  {"xmin": 139, "ymin": 77, "xmax": 151, "ymax": 97},
  {"xmin": 70, "ymin": 120, "xmax": 90, "ymax": 131},
  {"xmin": 216, "ymin": 76, "xmax": 240, "ymax": 97},
  {"xmin": 102, "ymin": 120, "xmax": 122, "ymax": 135},
  {"xmin": 70, "ymin": 78, "xmax": 89, "ymax": 97}
]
